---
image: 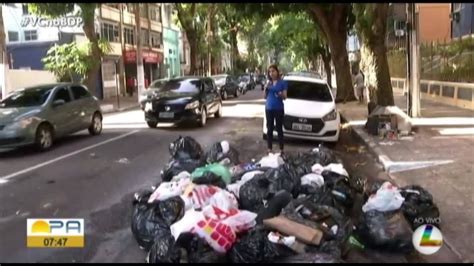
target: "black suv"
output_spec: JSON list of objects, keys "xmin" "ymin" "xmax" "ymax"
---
[{"xmin": 142, "ymin": 77, "xmax": 222, "ymax": 128}]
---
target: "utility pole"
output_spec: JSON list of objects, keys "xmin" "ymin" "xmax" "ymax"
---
[
  {"xmin": 406, "ymin": 3, "xmax": 421, "ymax": 117},
  {"xmin": 135, "ymin": 3, "xmax": 145, "ymax": 101}
]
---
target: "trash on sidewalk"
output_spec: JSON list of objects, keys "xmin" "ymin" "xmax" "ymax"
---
[
  {"xmin": 116, "ymin": 158, "xmax": 130, "ymax": 164},
  {"xmin": 130, "ymin": 136, "xmax": 437, "ymax": 263}
]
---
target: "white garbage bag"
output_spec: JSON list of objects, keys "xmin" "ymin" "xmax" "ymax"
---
[
  {"xmin": 362, "ymin": 182, "xmax": 405, "ymax": 212},
  {"xmin": 258, "ymin": 153, "xmax": 284, "ymax": 168},
  {"xmin": 301, "ymin": 173, "xmax": 325, "ymax": 188}
]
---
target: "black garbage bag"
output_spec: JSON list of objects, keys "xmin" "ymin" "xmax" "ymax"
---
[
  {"xmin": 363, "ymin": 179, "xmax": 391, "ymax": 200},
  {"xmin": 147, "ymin": 226, "xmax": 181, "ymax": 263},
  {"xmin": 356, "ymin": 210, "xmax": 414, "ymax": 253},
  {"xmin": 229, "ymin": 226, "xmax": 296, "ymax": 263},
  {"xmin": 239, "ymin": 174, "xmax": 272, "ymax": 213},
  {"xmin": 169, "ymin": 136, "xmax": 203, "ymax": 160},
  {"xmin": 277, "ymin": 252, "xmax": 342, "ymax": 263},
  {"xmin": 284, "ymin": 152, "xmax": 315, "ymax": 178},
  {"xmin": 161, "ymin": 159, "xmax": 202, "ymax": 182},
  {"xmin": 265, "ymin": 164, "xmax": 301, "ymax": 198},
  {"xmin": 175, "ymin": 232, "xmax": 228, "ymax": 263},
  {"xmin": 131, "ymin": 192, "xmax": 185, "ymax": 251},
  {"xmin": 321, "ymin": 170, "xmax": 356, "ymax": 209},
  {"xmin": 192, "ymin": 171, "xmax": 227, "ymax": 189},
  {"xmin": 310, "ymin": 145, "xmax": 342, "ymax": 166},
  {"xmin": 400, "ymin": 185, "xmax": 440, "ymax": 229},
  {"xmin": 256, "ymin": 190, "xmax": 293, "ymax": 224},
  {"xmin": 204, "ymin": 141, "xmax": 240, "ymax": 165},
  {"xmin": 304, "ymin": 186, "xmax": 349, "ymax": 216}
]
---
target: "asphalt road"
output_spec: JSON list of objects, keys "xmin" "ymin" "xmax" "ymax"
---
[{"xmin": 0, "ymin": 87, "xmax": 424, "ymax": 263}]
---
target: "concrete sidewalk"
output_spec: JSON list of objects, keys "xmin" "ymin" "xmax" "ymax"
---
[
  {"xmin": 337, "ymin": 90, "xmax": 473, "ymax": 263},
  {"xmin": 100, "ymin": 95, "xmax": 140, "ymax": 114}
]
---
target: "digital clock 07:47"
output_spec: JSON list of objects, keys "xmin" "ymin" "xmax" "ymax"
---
[{"xmin": 43, "ymin": 237, "xmax": 68, "ymax": 247}]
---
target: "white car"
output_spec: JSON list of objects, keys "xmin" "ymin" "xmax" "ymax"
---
[{"xmin": 262, "ymin": 75, "xmax": 340, "ymax": 143}]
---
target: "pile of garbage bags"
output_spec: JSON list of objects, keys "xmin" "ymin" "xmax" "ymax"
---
[{"xmin": 131, "ymin": 136, "xmax": 441, "ymax": 263}]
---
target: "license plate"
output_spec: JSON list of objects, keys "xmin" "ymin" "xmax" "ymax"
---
[
  {"xmin": 159, "ymin": 112, "xmax": 174, "ymax": 118},
  {"xmin": 292, "ymin": 123, "xmax": 312, "ymax": 132},
  {"xmin": 144, "ymin": 102, "xmax": 153, "ymax": 112}
]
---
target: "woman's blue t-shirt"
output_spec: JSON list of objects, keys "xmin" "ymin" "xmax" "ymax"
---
[{"xmin": 266, "ymin": 79, "xmax": 288, "ymax": 111}]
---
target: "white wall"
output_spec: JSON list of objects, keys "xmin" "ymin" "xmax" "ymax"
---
[{"xmin": 5, "ymin": 69, "xmax": 56, "ymax": 95}]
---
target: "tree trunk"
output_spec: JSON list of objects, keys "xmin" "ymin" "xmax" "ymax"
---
[
  {"xmin": 135, "ymin": 3, "xmax": 145, "ymax": 96},
  {"xmin": 82, "ymin": 16, "xmax": 101, "ymax": 98},
  {"xmin": 308, "ymin": 5, "xmax": 356, "ymax": 103},
  {"xmin": 230, "ymin": 30, "xmax": 239, "ymax": 70},
  {"xmin": 322, "ymin": 53, "xmax": 332, "ymax": 88},
  {"xmin": 186, "ymin": 30, "xmax": 198, "ymax": 75},
  {"xmin": 0, "ymin": 5, "xmax": 7, "ymax": 99},
  {"xmin": 371, "ymin": 43, "xmax": 394, "ymax": 106}
]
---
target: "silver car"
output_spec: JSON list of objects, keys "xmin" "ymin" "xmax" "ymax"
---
[{"xmin": 0, "ymin": 83, "xmax": 103, "ymax": 151}]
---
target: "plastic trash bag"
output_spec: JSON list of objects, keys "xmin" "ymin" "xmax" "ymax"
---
[
  {"xmin": 169, "ymin": 136, "xmax": 203, "ymax": 160},
  {"xmin": 310, "ymin": 145, "xmax": 341, "ymax": 166},
  {"xmin": 256, "ymin": 190, "xmax": 292, "ymax": 224},
  {"xmin": 301, "ymin": 173, "xmax": 325, "ymax": 189},
  {"xmin": 148, "ymin": 178, "xmax": 191, "ymax": 203},
  {"xmin": 227, "ymin": 170, "xmax": 264, "ymax": 198},
  {"xmin": 229, "ymin": 226, "xmax": 296, "ymax": 263},
  {"xmin": 323, "ymin": 163, "xmax": 349, "ymax": 177},
  {"xmin": 161, "ymin": 159, "xmax": 203, "ymax": 182},
  {"xmin": 147, "ymin": 226, "xmax": 181, "ymax": 263},
  {"xmin": 131, "ymin": 192, "xmax": 185, "ymax": 251},
  {"xmin": 204, "ymin": 140, "xmax": 240, "ymax": 165},
  {"xmin": 192, "ymin": 171, "xmax": 227, "ymax": 188},
  {"xmin": 239, "ymin": 174, "xmax": 272, "ymax": 213},
  {"xmin": 265, "ymin": 164, "xmax": 301, "ymax": 198},
  {"xmin": 277, "ymin": 252, "xmax": 342, "ymax": 263},
  {"xmin": 191, "ymin": 163, "xmax": 232, "ymax": 185},
  {"xmin": 362, "ymin": 182, "xmax": 405, "ymax": 213},
  {"xmin": 400, "ymin": 185, "xmax": 440, "ymax": 229},
  {"xmin": 258, "ymin": 153, "xmax": 285, "ymax": 168},
  {"xmin": 176, "ymin": 232, "xmax": 228, "ymax": 263},
  {"xmin": 356, "ymin": 210, "xmax": 414, "ymax": 253}
]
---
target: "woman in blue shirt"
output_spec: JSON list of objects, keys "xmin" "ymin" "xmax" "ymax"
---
[{"xmin": 264, "ymin": 64, "xmax": 288, "ymax": 154}]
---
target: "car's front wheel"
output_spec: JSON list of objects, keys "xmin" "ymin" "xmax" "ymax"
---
[
  {"xmin": 88, "ymin": 112, "xmax": 103, "ymax": 135},
  {"xmin": 215, "ymin": 102, "xmax": 223, "ymax": 118},
  {"xmin": 147, "ymin": 121, "xmax": 158, "ymax": 128},
  {"xmin": 35, "ymin": 124, "xmax": 54, "ymax": 152},
  {"xmin": 222, "ymin": 90, "xmax": 228, "ymax": 100}
]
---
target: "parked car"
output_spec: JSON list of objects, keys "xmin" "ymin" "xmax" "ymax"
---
[
  {"xmin": 211, "ymin": 74, "xmax": 240, "ymax": 100},
  {"xmin": 256, "ymin": 74, "xmax": 267, "ymax": 88},
  {"xmin": 262, "ymin": 75, "xmax": 340, "ymax": 143},
  {"xmin": 238, "ymin": 74, "xmax": 256, "ymax": 92},
  {"xmin": 142, "ymin": 77, "xmax": 222, "ymax": 128},
  {"xmin": 0, "ymin": 83, "xmax": 103, "ymax": 151},
  {"xmin": 287, "ymin": 71, "xmax": 322, "ymax": 79}
]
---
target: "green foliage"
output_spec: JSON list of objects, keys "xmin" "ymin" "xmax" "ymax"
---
[
  {"xmin": 28, "ymin": 3, "xmax": 74, "ymax": 18},
  {"xmin": 43, "ymin": 40, "xmax": 111, "ymax": 82}
]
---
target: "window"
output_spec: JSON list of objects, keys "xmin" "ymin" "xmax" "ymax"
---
[
  {"xmin": 124, "ymin": 27, "xmax": 135, "ymax": 45},
  {"xmin": 53, "ymin": 88, "xmax": 71, "ymax": 103},
  {"xmin": 8, "ymin": 31, "xmax": 19, "ymax": 42},
  {"xmin": 22, "ymin": 4, "xmax": 29, "ymax": 15},
  {"xmin": 24, "ymin": 30, "xmax": 38, "ymax": 41},
  {"xmin": 149, "ymin": 6, "xmax": 161, "ymax": 22},
  {"xmin": 106, "ymin": 3, "xmax": 121, "ymax": 10},
  {"xmin": 71, "ymin": 86, "xmax": 91, "ymax": 100},
  {"xmin": 140, "ymin": 4, "xmax": 148, "ymax": 18},
  {"xmin": 287, "ymin": 81, "xmax": 333, "ymax": 102},
  {"xmin": 150, "ymin": 31, "xmax": 162, "ymax": 48},
  {"xmin": 141, "ymin": 29, "xmax": 149, "ymax": 46},
  {"xmin": 126, "ymin": 3, "xmax": 135, "ymax": 13},
  {"xmin": 101, "ymin": 22, "xmax": 119, "ymax": 42},
  {"xmin": 0, "ymin": 86, "xmax": 54, "ymax": 108}
]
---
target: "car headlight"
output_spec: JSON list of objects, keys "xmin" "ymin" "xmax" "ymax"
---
[
  {"xmin": 185, "ymin": 100, "xmax": 199, "ymax": 110},
  {"xmin": 322, "ymin": 109, "xmax": 338, "ymax": 121}
]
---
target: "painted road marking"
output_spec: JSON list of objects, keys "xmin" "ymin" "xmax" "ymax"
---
[{"xmin": 0, "ymin": 130, "xmax": 140, "ymax": 184}]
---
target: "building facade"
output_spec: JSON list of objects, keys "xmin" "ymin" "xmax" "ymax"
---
[
  {"xmin": 161, "ymin": 4, "xmax": 180, "ymax": 78},
  {"xmin": 179, "ymin": 30, "xmax": 190, "ymax": 76},
  {"xmin": 451, "ymin": 3, "xmax": 474, "ymax": 39},
  {"xmin": 417, "ymin": 4, "xmax": 452, "ymax": 44},
  {"xmin": 98, "ymin": 3, "xmax": 164, "ymax": 99}
]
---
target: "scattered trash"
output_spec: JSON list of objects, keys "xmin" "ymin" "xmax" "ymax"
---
[
  {"xmin": 42, "ymin": 203, "xmax": 52, "ymax": 209},
  {"xmin": 379, "ymin": 141, "xmax": 396, "ymax": 146},
  {"xmin": 129, "ymin": 136, "xmax": 437, "ymax": 263}
]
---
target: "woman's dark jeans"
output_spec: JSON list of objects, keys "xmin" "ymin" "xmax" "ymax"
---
[{"xmin": 266, "ymin": 109, "xmax": 284, "ymax": 150}]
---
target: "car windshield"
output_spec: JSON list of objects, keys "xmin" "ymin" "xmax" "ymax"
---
[
  {"xmin": 287, "ymin": 80, "xmax": 333, "ymax": 102},
  {"xmin": 149, "ymin": 79, "xmax": 200, "ymax": 94},
  {"xmin": 0, "ymin": 86, "xmax": 54, "ymax": 108}
]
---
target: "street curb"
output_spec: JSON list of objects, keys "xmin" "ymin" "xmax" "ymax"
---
[
  {"xmin": 339, "ymin": 112, "xmax": 467, "ymax": 263},
  {"xmin": 101, "ymin": 104, "xmax": 140, "ymax": 114},
  {"xmin": 339, "ymin": 113, "xmax": 393, "ymax": 173}
]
